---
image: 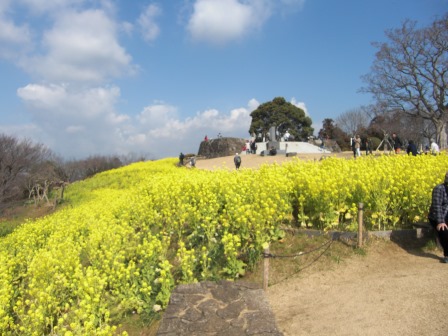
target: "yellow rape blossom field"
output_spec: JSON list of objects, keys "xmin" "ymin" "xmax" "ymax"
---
[{"xmin": 0, "ymin": 153, "xmax": 447, "ymax": 335}]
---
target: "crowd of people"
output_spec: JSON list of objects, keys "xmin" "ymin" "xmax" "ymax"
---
[
  {"xmin": 178, "ymin": 152, "xmax": 196, "ymax": 168},
  {"xmin": 182, "ymin": 131, "xmax": 442, "ymax": 170},
  {"xmin": 351, "ymin": 132, "xmax": 441, "ymax": 158},
  {"xmin": 242, "ymin": 140, "xmax": 257, "ymax": 154}
]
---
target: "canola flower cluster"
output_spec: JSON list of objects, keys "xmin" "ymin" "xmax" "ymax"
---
[{"xmin": 0, "ymin": 154, "xmax": 446, "ymax": 335}]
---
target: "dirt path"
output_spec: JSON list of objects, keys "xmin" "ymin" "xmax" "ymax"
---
[
  {"xmin": 195, "ymin": 152, "xmax": 350, "ymax": 170},
  {"xmin": 267, "ymin": 240, "xmax": 447, "ymax": 336},
  {"xmin": 197, "ymin": 154, "xmax": 447, "ymax": 336}
]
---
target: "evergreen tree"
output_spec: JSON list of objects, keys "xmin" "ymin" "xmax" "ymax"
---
[{"xmin": 249, "ymin": 97, "xmax": 313, "ymax": 141}]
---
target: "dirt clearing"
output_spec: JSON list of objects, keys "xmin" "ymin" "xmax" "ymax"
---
[{"xmin": 267, "ymin": 239, "xmax": 446, "ymax": 336}]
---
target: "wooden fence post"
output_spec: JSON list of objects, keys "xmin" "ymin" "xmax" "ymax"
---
[
  {"xmin": 263, "ymin": 246, "xmax": 270, "ymax": 291},
  {"xmin": 358, "ymin": 202, "xmax": 364, "ymax": 247}
]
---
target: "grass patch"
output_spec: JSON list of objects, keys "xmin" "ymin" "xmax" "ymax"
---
[
  {"xmin": 354, "ymin": 247, "xmax": 367, "ymax": 256},
  {"xmin": 421, "ymin": 237, "xmax": 441, "ymax": 253},
  {"xmin": 0, "ymin": 202, "xmax": 55, "ymax": 237}
]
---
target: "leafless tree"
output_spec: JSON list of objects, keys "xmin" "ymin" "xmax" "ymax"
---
[
  {"xmin": 335, "ymin": 107, "xmax": 370, "ymax": 136},
  {"xmin": 0, "ymin": 134, "xmax": 52, "ymax": 206},
  {"xmin": 0, "ymin": 133, "xmax": 145, "ymax": 211},
  {"xmin": 361, "ymin": 14, "xmax": 448, "ymax": 148},
  {"xmin": 369, "ymin": 109, "xmax": 429, "ymax": 146},
  {"xmin": 24, "ymin": 159, "xmax": 66, "ymax": 206},
  {"xmin": 62, "ymin": 155, "xmax": 124, "ymax": 182}
]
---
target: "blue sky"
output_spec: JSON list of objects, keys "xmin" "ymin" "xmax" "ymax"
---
[{"xmin": 0, "ymin": 0, "xmax": 445, "ymax": 159}]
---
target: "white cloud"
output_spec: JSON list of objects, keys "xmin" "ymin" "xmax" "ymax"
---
[
  {"xmin": 16, "ymin": 83, "xmax": 133, "ymax": 157},
  {"xmin": 138, "ymin": 3, "xmax": 162, "ymax": 42},
  {"xmin": 248, "ymin": 98, "xmax": 260, "ymax": 111},
  {"xmin": 187, "ymin": 0, "xmax": 272, "ymax": 45},
  {"xmin": 137, "ymin": 102, "xmax": 178, "ymax": 128},
  {"xmin": 186, "ymin": 0, "xmax": 306, "ymax": 45},
  {"xmin": 1, "ymin": 0, "xmax": 311, "ymax": 160},
  {"xmin": 17, "ymin": 0, "xmax": 85, "ymax": 14},
  {"xmin": 132, "ymin": 100, "xmax": 254, "ymax": 158},
  {"xmin": 22, "ymin": 9, "xmax": 133, "ymax": 84},
  {"xmin": 0, "ymin": 1, "xmax": 32, "ymax": 59},
  {"xmin": 290, "ymin": 97, "xmax": 309, "ymax": 116},
  {"xmin": 145, "ymin": 106, "xmax": 250, "ymax": 140},
  {"xmin": 13, "ymin": 80, "xmax": 257, "ymax": 159},
  {"xmin": 17, "ymin": 83, "xmax": 67, "ymax": 111},
  {"xmin": 17, "ymin": 83, "xmax": 122, "ymax": 119}
]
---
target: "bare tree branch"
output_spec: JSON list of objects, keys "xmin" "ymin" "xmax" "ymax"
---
[
  {"xmin": 361, "ymin": 14, "xmax": 448, "ymax": 148},
  {"xmin": 335, "ymin": 107, "xmax": 370, "ymax": 136}
]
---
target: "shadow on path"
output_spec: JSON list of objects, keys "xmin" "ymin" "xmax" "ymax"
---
[{"xmin": 389, "ymin": 230, "xmax": 441, "ymax": 261}]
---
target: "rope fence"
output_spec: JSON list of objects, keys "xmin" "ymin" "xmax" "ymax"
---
[{"xmin": 262, "ymin": 202, "xmax": 365, "ymax": 291}]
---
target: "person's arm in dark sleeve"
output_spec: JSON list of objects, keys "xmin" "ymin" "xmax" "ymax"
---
[{"xmin": 432, "ymin": 185, "xmax": 446, "ymax": 224}]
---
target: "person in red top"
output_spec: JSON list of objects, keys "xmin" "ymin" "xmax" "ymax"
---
[{"xmin": 391, "ymin": 133, "xmax": 402, "ymax": 154}]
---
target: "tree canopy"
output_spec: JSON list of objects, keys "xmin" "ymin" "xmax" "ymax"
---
[
  {"xmin": 249, "ymin": 97, "xmax": 313, "ymax": 141},
  {"xmin": 361, "ymin": 14, "xmax": 448, "ymax": 148},
  {"xmin": 317, "ymin": 118, "xmax": 352, "ymax": 150}
]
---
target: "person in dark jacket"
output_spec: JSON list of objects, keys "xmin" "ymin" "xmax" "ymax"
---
[
  {"xmin": 179, "ymin": 152, "xmax": 185, "ymax": 166},
  {"xmin": 234, "ymin": 153, "xmax": 241, "ymax": 170},
  {"xmin": 406, "ymin": 140, "xmax": 418, "ymax": 156},
  {"xmin": 428, "ymin": 172, "xmax": 448, "ymax": 263},
  {"xmin": 365, "ymin": 138, "xmax": 373, "ymax": 155}
]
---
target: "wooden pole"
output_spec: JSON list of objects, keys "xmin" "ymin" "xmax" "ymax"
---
[
  {"xmin": 358, "ymin": 202, "xmax": 364, "ymax": 247},
  {"xmin": 263, "ymin": 246, "xmax": 270, "ymax": 291}
]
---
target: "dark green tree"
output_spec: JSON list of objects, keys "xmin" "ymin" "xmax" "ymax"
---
[
  {"xmin": 317, "ymin": 118, "xmax": 352, "ymax": 150},
  {"xmin": 317, "ymin": 118, "xmax": 337, "ymax": 139},
  {"xmin": 249, "ymin": 97, "xmax": 313, "ymax": 141}
]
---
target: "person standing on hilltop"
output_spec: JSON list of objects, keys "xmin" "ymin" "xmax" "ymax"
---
[
  {"xmin": 234, "ymin": 153, "xmax": 241, "ymax": 170},
  {"xmin": 428, "ymin": 171, "xmax": 448, "ymax": 263},
  {"xmin": 251, "ymin": 141, "xmax": 257, "ymax": 154},
  {"xmin": 190, "ymin": 156, "xmax": 196, "ymax": 168},
  {"xmin": 179, "ymin": 152, "xmax": 185, "ymax": 166}
]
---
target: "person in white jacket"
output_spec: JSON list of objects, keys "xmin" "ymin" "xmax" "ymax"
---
[{"xmin": 430, "ymin": 139, "xmax": 440, "ymax": 155}]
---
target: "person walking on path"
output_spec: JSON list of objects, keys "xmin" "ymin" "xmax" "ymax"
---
[
  {"xmin": 353, "ymin": 135, "xmax": 361, "ymax": 158},
  {"xmin": 234, "ymin": 153, "xmax": 241, "ymax": 170},
  {"xmin": 428, "ymin": 171, "xmax": 448, "ymax": 263}
]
